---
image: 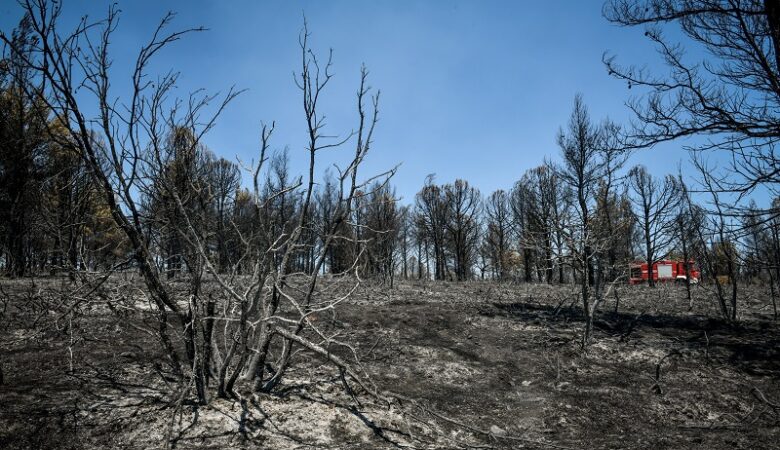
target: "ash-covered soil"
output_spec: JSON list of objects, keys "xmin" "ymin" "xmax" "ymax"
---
[{"xmin": 1, "ymin": 280, "xmax": 779, "ymax": 449}]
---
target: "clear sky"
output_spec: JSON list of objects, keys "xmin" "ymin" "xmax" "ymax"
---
[{"xmin": 1, "ymin": 0, "xmax": 713, "ymax": 204}]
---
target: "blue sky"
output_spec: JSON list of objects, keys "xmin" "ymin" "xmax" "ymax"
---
[{"xmin": 1, "ymin": 1, "xmax": 711, "ymax": 204}]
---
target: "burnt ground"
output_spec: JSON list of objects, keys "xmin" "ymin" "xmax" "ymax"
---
[{"xmin": 1, "ymin": 280, "xmax": 779, "ymax": 449}]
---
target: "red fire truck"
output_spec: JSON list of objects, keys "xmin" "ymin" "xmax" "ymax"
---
[{"xmin": 629, "ymin": 260, "xmax": 700, "ymax": 285}]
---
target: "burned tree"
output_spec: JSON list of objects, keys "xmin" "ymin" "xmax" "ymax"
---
[
  {"xmin": 674, "ymin": 178, "xmax": 707, "ymax": 307},
  {"xmin": 556, "ymin": 94, "xmax": 618, "ymax": 347},
  {"xmin": 693, "ymin": 157, "xmax": 742, "ymax": 322},
  {"xmin": 485, "ymin": 189, "xmax": 513, "ymax": 280},
  {"xmin": 628, "ymin": 166, "xmax": 680, "ymax": 287},
  {"xmin": 360, "ymin": 182, "xmax": 401, "ymax": 284},
  {"xmin": 592, "ymin": 121, "xmax": 632, "ymax": 283},
  {"xmin": 205, "ymin": 156, "xmax": 241, "ymax": 273},
  {"xmin": 443, "ymin": 179, "xmax": 481, "ymax": 281},
  {"xmin": 396, "ymin": 205, "xmax": 412, "ymax": 280},
  {"xmin": 510, "ymin": 178, "xmax": 535, "ymax": 282},
  {"xmin": 0, "ymin": 20, "xmax": 49, "ymax": 277},
  {"xmin": 415, "ymin": 176, "xmax": 450, "ymax": 280},
  {"xmin": 605, "ymin": 0, "xmax": 780, "ymax": 219},
  {"xmin": 515, "ymin": 164, "xmax": 563, "ymax": 284},
  {"xmin": 1, "ymin": 1, "xmax": 387, "ymax": 406}
]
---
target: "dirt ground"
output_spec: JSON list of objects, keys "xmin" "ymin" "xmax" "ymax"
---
[{"xmin": 1, "ymin": 279, "xmax": 779, "ymax": 449}]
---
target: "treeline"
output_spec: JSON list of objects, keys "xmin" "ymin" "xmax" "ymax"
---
[
  {"xmin": 3, "ymin": 68, "xmax": 779, "ymax": 303},
  {"xmin": 3, "ymin": 3, "xmax": 780, "ymax": 333}
]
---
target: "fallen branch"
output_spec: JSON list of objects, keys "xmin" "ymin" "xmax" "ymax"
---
[
  {"xmin": 272, "ymin": 325, "xmax": 384, "ymax": 400},
  {"xmin": 751, "ymin": 386, "xmax": 780, "ymax": 415}
]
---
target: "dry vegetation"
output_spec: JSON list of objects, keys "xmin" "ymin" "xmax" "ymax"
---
[
  {"xmin": 1, "ymin": 278, "xmax": 778, "ymax": 449},
  {"xmin": 3, "ymin": 1, "xmax": 780, "ymax": 448}
]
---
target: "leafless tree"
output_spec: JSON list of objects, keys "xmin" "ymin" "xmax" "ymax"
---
[
  {"xmin": 692, "ymin": 156, "xmax": 741, "ymax": 321},
  {"xmin": 515, "ymin": 163, "xmax": 575, "ymax": 284},
  {"xmin": 556, "ymin": 94, "xmax": 620, "ymax": 347},
  {"xmin": 740, "ymin": 200, "xmax": 780, "ymax": 319},
  {"xmin": 1, "ymin": 2, "xmax": 388, "ymax": 407},
  {"xmin": 628, "ymin": 166, "xmax": 681, "ymax": 287},
  {"xmin": 604, "ymin": 0, "xmax": 780, "ymax": 212},
  {"xmin": 485, "ymin": 189, "xmax": 514, "ymax": 280},
  {"xmin": 764, "ymin": 198, "xmax": 780, "ymax": 319},
  {"xmin": 204, "ymin": 156, "xmax": 241, "ymax": 273},
  {"xmin": 397, "ymin": 205, "xmax": 412, "ymax": 280},
  {"xmin": 415, "ymin": 175, "xmax": 450, "ymax": 280},
  {"xmin": 593, "ymin": 121, "xmax": 632, "ymax": 282},
  {"xmin": 675, "ymin": 177, "xmax": 707, "ymax": 307},
  {"xmin": 443, "ymin": 179, "xmax": 481, "ymax": 281},
  {"xmin": 360, "ymin": 181, "xmax": 401, "ymax": 285},
  {"xmin": 510, "ymin": 177, "xmax": 536, "ymax": 282},
  {"xmin": 40, "ymin": 128, "xmax": 101, "ymax": 279}
]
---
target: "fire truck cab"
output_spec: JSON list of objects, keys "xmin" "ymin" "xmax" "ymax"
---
[{"xmin": 629, "ymin": 260, "xmax": 700, "ymax": 285}]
